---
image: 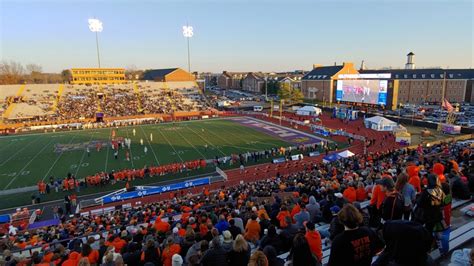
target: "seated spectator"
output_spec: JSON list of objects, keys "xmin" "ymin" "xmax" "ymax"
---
[
  {"xmin": 263, "ymin": 245, "xmax": 284, "ymax": 266},
  {"xmin": 328, "ymin": 204, "xmax": 383, "ymax": 266},
  {"xmin": 248, "ymin": 250, "xmax": 268, "ymax": 266},
  {"xmin": 304, "ymin": 222, "xmax": 322, "ymax": 262},
  {"xmin": 374, "ymin": 220, "xmax": 434, "ymax": 266},
  {"xmin": 288, "ymin": 233, "xmax": 319, "ymax": 266},
  {"xmin": 200, "ymin": 237, "xmax": 228, "ymax": 266},
  {"xmin": 227, "ymin": 234, "xmax": 250, "ymax": 266}
]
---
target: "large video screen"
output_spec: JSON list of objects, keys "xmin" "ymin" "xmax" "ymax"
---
[{"xmin": 336, "ymin": 79, "xmax": 388, "ymax": 105}]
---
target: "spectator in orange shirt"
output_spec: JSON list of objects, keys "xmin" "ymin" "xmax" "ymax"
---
[
  {"xmin": 162, "ymin": 237, "xmax": 181, "ymax": 266},
  {"xmin": 244, "ymin": 214, "xmax": 261, "ymax": 243},
  {"xmin": 343, "ymin": 184, "xmax": 357, "ymax": 203},
  {"xmin": 154, "ymin": 217, "xmax": 170, "ymax": 233},
  {"xmin": 111, "ymin": 235, "xmax": 127, "ymax": 253},
  {"xmin": 81, "ymin": 243, "xmax": 99, "ymax": 264},
  {"xmin": 276, "ymin": 206, "xmax": 291, "ymax": 228},
  {"xmin": 305, "ymin": 222, "xmax": 322, "ymax": 262},
  {"xmin": 356, "ymin": 182, "xmax": 368, "ymax": 202}
]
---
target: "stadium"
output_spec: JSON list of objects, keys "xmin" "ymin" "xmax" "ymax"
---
[{"xmin": 0, "ymin": 6, "xmax": 473, "ymax": 266}]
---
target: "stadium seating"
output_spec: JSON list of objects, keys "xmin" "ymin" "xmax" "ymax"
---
[{"xmin": 0, "ymin": 81, "xmax": 209, "ymax": 122}]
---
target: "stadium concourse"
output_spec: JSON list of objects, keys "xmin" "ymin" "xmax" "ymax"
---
[{"xmin": 0, "ymin": 110, "xmax": 472, "ymax": 266}]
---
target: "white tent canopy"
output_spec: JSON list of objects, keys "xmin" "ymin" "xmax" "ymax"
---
[
  {"xmin": 338, "ymin": 150, "xmax": 355, "ymax": 158},
  {"xmin": 296, "ymin": 105, "xmax": 322, "ymax": 116},
  {"xmin": 364, "ymin": 116, "xmax": 398, "ymax": 131}
]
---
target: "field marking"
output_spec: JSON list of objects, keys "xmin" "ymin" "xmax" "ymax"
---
[
  {"xmin": 72, "ymin": 132, "xmax": 96, "ymax": 178},
  {"xmin": 139, "ymin": 125, "xmax": 161, "ymax": 165},
  {"xmin": 4, "ymin": 138, "xmax": 55, "ymax": 190},
  {"xmin": 224, "ymin": 120, "xmax": 287, "ymax": 147},
  {"xmin": 42, "ymin": 134, "xmax": 78, "ymax": 181},
  {"xmin": 207, "ymin": 121, "xmax": 278, "ymax": 149},
  {"xmin": 0, "ymin": 140, "xmax": 17, "ymax": 155},
  {"xmin": 172, "ymin": 127, "xmax": 207, "ymax": 159},
  {"xmin": 125, "ymin": 128, "xmax": 135, "ymax": 168},
  {"xmin": 185, "ymin": 125, "xmax": 227, "ymax": 156},
  {"xmin": 0, "ymin": 136, "xmax": 42, "ymax": 167},
  {"xmin": 104, "ymin": 128, "xmax": 112, "ymax": 172},
  {"xmin": 193, "ymin": 124, "xmax": 261, "ymax": 151},
  {"xmin": 158, "ymin": 128, "xmax": 184, "ymax": 162}
]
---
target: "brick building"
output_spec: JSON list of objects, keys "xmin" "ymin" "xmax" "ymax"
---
[
  {"xmin": 217, "ymin": 71, "xmax": 245, "ymax": 90},
  {"xmin": 242, "ymin": 72, "xmax": 265, "ymax": 93},
  {"xmin": 142, "ymin": 68, "xmax": 195, "ymax": 82},
  {"xmin": 301, "ymin": 62, "xmax": 359, "ymax": 103}
]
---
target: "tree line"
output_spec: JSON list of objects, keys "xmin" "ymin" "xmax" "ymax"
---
[{"xmin": 0, "ymin": 60, "xmax": 71, "ymax": 85}]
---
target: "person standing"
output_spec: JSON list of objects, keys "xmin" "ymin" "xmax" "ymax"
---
[
  {"xmin": 328, "ymin": 204, "xmax": 384, "ymax": 266},
  {"xmin": 395, "ymin": 173, "xmax": 416, "ymax": 220}
]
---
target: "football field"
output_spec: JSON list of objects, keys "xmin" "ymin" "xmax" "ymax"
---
[{"xmin": 0, "ymin": 117, "xmax": 325, "ymax": 191}]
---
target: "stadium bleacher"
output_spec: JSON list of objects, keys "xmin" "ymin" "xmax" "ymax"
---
[
  {"xmin": 0, "ymin": 137, "xmax": 471, "ymax": 266},
  {"xmin": 0, "ymin": 81, "xmax": 209, "ymax": 123}
]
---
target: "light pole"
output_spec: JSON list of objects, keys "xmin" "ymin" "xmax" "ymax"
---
[
  {"xmin": 182, "ymin": 25, "xmax": 194, "ymax": 79},
  {"xmin": 88, "ymin": 18, "xmax": 103, "ymax": 68}
]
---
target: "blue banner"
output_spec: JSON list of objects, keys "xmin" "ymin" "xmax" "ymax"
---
[
  {"xmin": 103, "ymin": 177, "xmax": 210, "ymax": 204},
  {"xmin": 309, "ymin": 151, "xmax": 320, "ymax": 157}
]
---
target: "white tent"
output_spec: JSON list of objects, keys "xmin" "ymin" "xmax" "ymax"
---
[
  {"xmin": 296, "ymin": 106, "xmax": 322, "ymax": 116},
  {"xmin": 364, "ymin": 116, "xmax": 398, "ymax": 131},
  {"xmin": 338, "ymin": 150, "xmax": 355, "ymax": 158}
]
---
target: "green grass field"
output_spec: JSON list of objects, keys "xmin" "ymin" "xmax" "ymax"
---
[{"xmin": 0, "ymin": 118, "xmax": 292, "ymax": 191}]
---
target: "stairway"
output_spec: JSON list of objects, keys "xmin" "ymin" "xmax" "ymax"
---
[
  {"xmin": 133, "ymin": 83, "xmax": 143, "ymax": 112},
  {"xmin": 51, "ymin": 84, "xmax": 64, "ymax": 112},
  {"xmin": 2, "ymin": 84, "xmax": 26, "ymax": 119}
]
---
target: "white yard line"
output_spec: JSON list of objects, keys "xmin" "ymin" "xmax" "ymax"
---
[
  {"xmin": 4, "ymin": 139, "xmax": 55, "ymax": 190},
  {"xmin": 139, "ymin": 124, "xmax": 161, "ymax": 165},
  {"xmin": 158, "ymin": 128, "xmax": 184, "ymax": 162},
  {"xmin": 73, "ymin": 133, "xmax": 96, "ymax": 178},
  {"xmin": 173, "ymin": 127, "xmax": 207, "ymax": 158},
  {"xmin": 185, "ymin": 125, "xmax": 227, "ymax": 156},
  {"xmin": 104, "ymin": 128, "xmax": 112, "ymax": 172},
  {"xmin": 125, "ymin": 128, "xmax": 135, "ymax": 168},
  {"xmin": 0, "ymin": 141, "xmax": 16, "ymax": 154},
  {"xmin": 207, "ymin": 122, "xmax": 277, "ymax": 148},
  {"xmin": 42, "ymin": 134, "xmax": 78, "ymax": 181},
  {"xmin": 0, "ymin": 137, "xmax": 42, "ymax": 167},
  {"xmin": 195, "ymin": 124, "xmax": 261, "ymax": 151}
]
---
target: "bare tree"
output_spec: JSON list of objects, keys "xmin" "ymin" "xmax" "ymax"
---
[
  {"xmin": 0, "ymin": 60, "xmax": 25, "ymax": 84},
  {"xmin": 25, "ymin": 64, "xmax": 43, "ymax": 75}
]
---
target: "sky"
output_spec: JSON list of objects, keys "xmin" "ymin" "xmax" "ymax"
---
[{"xmin": 0, "ymin": 0, "xmax": 473, "ymax": 73}]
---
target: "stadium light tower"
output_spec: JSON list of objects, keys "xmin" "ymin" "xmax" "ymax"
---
[
  {"xmin": 88, "ymin": 18, "xmax": 103, "ymax": 68},
  {"xmin": 182, "ymin": 24, "xmax": 194, "ymax": 78}
]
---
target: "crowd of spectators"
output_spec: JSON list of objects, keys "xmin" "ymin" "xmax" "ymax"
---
[
  {"xmin": 2, "ymin": 85, "xmax": 210, "ymax": 124},
  {"xmin": 101, "ymin": 88, "xmax": 140, "ymax": 118},
  {"xmin": 140, "ymin": 89, "xmax": 207, "ymax": 115},
  {"xmin": 0, "ymin": 139, "xmax": 472, "ymax": 266},
  {"xmin": 56, "ymin": 88, "xmax": 99, "ymax": 120}
]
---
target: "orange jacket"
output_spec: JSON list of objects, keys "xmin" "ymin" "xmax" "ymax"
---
[
  {"xmin": 343, "ymin": 187, "xmax": 357, "ymax": 203},
  {"xmin": 277, "ymin": 210, "xmax": 291, "ymax": 228},
  {"xmin": 112, "ymin": 237, "xmax": 127, "ymax": 253},
  {"xmin": 62, "ymin": 251, "xmax": 80, "ymax": 266},
  {"xmin": 305, "ymin": 231, "xmax": 322, "ymax": 261},
  {"xmin": 244, "ymin": 220, "xmax": 261, "ymax": 242},
  {"xmin": 154, "ymin": 218, "xmax": 170, "ymax": 233},
  {"xmin": 162, "ymin": 244, "xmax": 181, "ymax": 266},
  {"xmin": 408, "ymin": 176, "xmax": 421, "ymax": 193},
  {"xmin": 370, "ymin": 184, "xmax": 385, "ymax": 209},
  {"xmin": 356, "ymin": 187, "xmax": 367, "ymax": 202}
]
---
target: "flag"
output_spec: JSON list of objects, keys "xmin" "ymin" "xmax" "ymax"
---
[{"xmin": 442, "ymin": 98, "xmax": 454, "ymax": 112}]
